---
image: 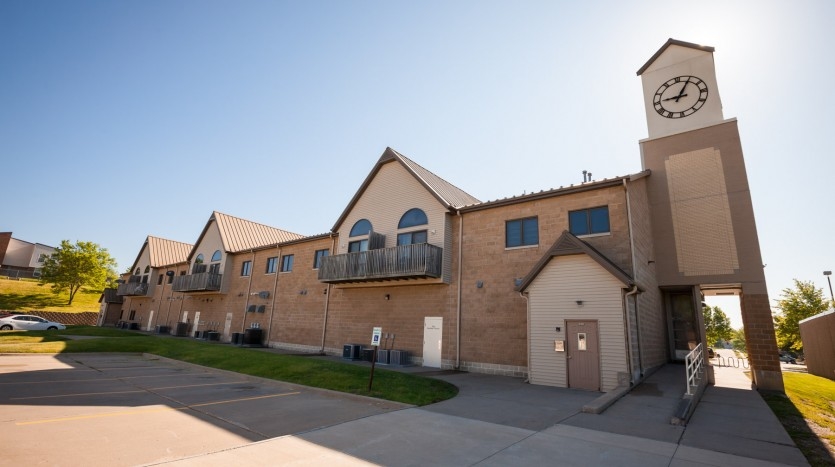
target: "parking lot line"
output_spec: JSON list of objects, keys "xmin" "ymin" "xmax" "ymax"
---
[
  {"xmin": 14, "ymin": 391, "xmax": 301, "ymax": 426},
  {"xmin": 11, "ymin": 389, "xmax": 146, "ymax": 400}
]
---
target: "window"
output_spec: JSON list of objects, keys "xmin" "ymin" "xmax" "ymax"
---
[
  {"xmin": 569, "ymin": 206, "xmax": 610, "ymax": 236},
  {"xmin": 281, "ymin": 254, "xmax": 294, "ymax": 272},
  {"xmin": 398, "ymin": 208, "xmax": 428, "ymax": 228},
  {"xmin": 168, "ymin": 271, "xmax": 174, "ymax": 284},
  {"xmin": 350, "ymin": 219, "xmax": 373, "ymax": 237},
  {"xmin": 266, "ymin": 256, "xmax": 278, "ymax": 274},
  {"xmin": 157, "ymin": 274, "xmax": 164, "ymax": 285},
  {"xmin": 348, "ymin": 239, "xmax": 368, "ymax": 252},
  {"xmin": 134, "ymin": 267, "xmax": 141, "ymax": 276},
  {"xmin": 241, "ymin": 261, "xmax": 252, "ymax": 276},
  {"xmin": 397, "ymin": 230, "xmax": 428, "ymax": 245},
  {"xmin": 211, "ymin": 250, "xmax": 222, "ymax": 262},
  {"xmin": 37, "ymin": 253, "xmax": 48, "ymax": 263},
  {"xmin": 144, "ymin": 265, "xmax": 151, "ymax": 273},
  {"xmin": 506, "ymin": 217, "xmax": 539, "ymax": 248},
  {"xmin": 313, "ymin": 249, "xmax": 329, "ymax": 269},
  {"xmin": 193, "ymin": 254, "xmax": 206, "ymax": 274}
]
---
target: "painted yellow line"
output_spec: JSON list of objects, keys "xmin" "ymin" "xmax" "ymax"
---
[{"xmin": 15, "ymin": 391, "xmax": 301, "ymax": 426}]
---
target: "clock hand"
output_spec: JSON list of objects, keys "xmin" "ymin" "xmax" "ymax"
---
[
  {"xmin": 663, "ymin": 94, "xmax": 687, "ymax": 102},
  {"xmin": 673, "ymin": 78, "xmax": 690, "ymax": 102}
]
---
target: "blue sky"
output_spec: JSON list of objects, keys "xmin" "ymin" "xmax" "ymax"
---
[{"xmin": 2, "ymin": 1, "xmax": 833, "ymax": 325}]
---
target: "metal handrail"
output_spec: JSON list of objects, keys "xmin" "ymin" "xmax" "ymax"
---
[{"xmin": 685, "ymin": 342, "xmax": 705, "ymax": 396}]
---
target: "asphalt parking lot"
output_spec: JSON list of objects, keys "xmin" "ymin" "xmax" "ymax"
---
[{"xmin": 0, "ymin": 353, "xmax": 407, "ymax": 466}]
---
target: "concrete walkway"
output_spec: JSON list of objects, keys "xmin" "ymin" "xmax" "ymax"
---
[{"xmin": 155, "ymin": 355, "xmax": 809, "ymax": 466}]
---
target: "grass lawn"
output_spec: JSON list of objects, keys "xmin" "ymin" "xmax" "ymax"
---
[
  {"xmin": 0, "ymin": 277, "xmax": 101, "ymax": 312},
  {"xmin": 762, "ymin": 372, "xmax": 835, "ymax": 466},
  {"xmin": 0, "ymin": 326, "xmax": 458, "ymax": 406}
]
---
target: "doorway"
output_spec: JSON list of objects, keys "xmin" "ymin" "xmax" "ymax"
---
[
  {"xmin": 423, "ymin": 317, "xmax": 442, "ymax": 368},
  {"xmin": 666, "ymin": 290, "xmax": 700, "ymax": 360},
  {"xmin": 566, "ymin": 320, "xmax": 600, "ymax": 391}
]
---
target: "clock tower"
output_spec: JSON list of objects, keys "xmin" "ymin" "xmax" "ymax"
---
[{"xmin": 637, "ymin": 39, "xmax": 783, "ymax": 391}]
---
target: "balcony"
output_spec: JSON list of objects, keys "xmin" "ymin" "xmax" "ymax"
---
[
  {"xmin": 318, "ymin": 243, "xmax": 443, "ymax": 284},
  {"xmin": 172, "ymin": 272, "xmax": 223, "ymax": 292},
  {"xmin": 116, "ymin": 276, "xmax": 150, "ymax": 296}
]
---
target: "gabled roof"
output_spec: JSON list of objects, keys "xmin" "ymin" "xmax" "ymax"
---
[
  {"xmin": 188, "ymin": 211, "xmax": 305, "ymax": 261},
  {"xmin": 636, "ymin": 38, "xmax": 715, "ymax": 76},
  {"xmin": 129, "ymin": 235, "xmax": 193, "ymax": 271},
  {"xmin": 331, "ymin": 147, "xmax": 481, "ymax": 231},
  {"xmin": 517, "ymin": 231, "xmax": 634, "ymax": 292}
]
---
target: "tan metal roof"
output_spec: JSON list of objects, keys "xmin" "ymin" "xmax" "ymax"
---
[
  {"xmin": 128, "ymin": 235, "xmax": 193, "ymax": 271},
  {"xmin": 147, "ymin": 236, "xmax": 193, "ymax": 267},
  {"xmin": 212, "ymin": 211, "xmax": 305, "ymax": 253},
  {"xmin": 331, "ymin": 147, "xmax": 481, "ymax": 231}
]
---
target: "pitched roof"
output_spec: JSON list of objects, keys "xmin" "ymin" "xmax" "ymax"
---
[
  {"xmin": 516, "ymin": 231, "xmax": 634, "ymax": 292},
  {"xmin": 188, "ymin": 211, "xmax": 304, "ymax": 259},
  {"xmin": 331, "ymin": 147, "xmax": 481, "ymax": 231},
  {"xmin": 129, "ymin": 235, "xmax": 193, "ymax": 271},
  {"xmin": 636, "ymin": 38, "xmax": 715, "ymax": 76}
]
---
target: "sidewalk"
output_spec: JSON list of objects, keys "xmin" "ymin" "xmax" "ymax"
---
[{"xmin": 155, "ymin": 356, "xmax": 809, "ymax": 466}]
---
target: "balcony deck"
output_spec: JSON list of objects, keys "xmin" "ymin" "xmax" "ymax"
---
[
  {"xmin": 116, "ymin": 280, "xmax": 150, "ymax": 297},
  {"xmin": 318, "ymin": 243, "xmax": 443, "ymax": 284},
  {"xmin": 172, "ymin": 272, "xmax": 223, "ymax": 292}
]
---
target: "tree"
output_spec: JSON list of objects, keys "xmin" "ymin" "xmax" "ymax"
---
[
  {"xmin": 773, "ymin": 279, "xmax": 829, "ymax": 352},
  {"xmin": 730, "ymin": 327, "xmax": 746, "ymax": 353},
  {"xmin": 40, "ymin": 240, "xmax": 117, "ymax": 305},
  {"xmin": 703, "ymin": 305, "xmax": 733, "ymax": 346}
]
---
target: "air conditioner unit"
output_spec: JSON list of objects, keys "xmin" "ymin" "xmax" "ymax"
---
[
  {"xmin": 389, "ymin": 350, "xmax": 410, "ymax": 366},
  {"xmin": 342, "ymin": 343, "xmax": 362, "ymax": 360},
  {"xmin": 376, "ymin": 349, "xmax": 390, "ymax": 365}
]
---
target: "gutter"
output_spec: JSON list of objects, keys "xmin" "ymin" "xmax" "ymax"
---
[{"xmin": 321, "ymin": 233, "xmax": 336, "ymax": 353}]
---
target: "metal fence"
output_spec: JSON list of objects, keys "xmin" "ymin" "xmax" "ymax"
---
[{"xmin": 0, "ymin": 267, "xmax": 40, "ymax": 280}]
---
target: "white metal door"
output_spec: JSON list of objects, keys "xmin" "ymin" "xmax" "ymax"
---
[
  {"xmin": 423, "ymin": 317, "xmax": 442, "ymax": 368},
  {"xmin": 147, "ymin": 310, "xmax": 154, "ymax": 331},
  {"xmin": 191, "ymin": 311, "xmax": 201, "ymax": 335},
  {"xmin": 223, "ymin": 313, "xmax": 233, "ymax": 340}
]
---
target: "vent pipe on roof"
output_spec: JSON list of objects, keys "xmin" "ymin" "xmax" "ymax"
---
[{"xmin": 582, "ymin": 170, "xmax": 592, "ymax": 183}]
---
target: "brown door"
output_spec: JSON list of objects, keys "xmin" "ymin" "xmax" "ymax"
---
[{"xmin": 567, "ymin": 320, "xmax": 600, "ymax": 391}]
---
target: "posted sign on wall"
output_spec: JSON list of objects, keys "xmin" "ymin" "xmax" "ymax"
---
[{"xmin": 371, "ymin": 327, "xmax": 382, "ymax": 347}]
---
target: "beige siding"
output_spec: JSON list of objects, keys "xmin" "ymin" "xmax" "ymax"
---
[
  {"xmin": 337, "ymin": 162, "xmax": 448, "ymax": 252},
  {"xmin": 528, "ymin": 254, "xmax": 628, "ymax": 391}
]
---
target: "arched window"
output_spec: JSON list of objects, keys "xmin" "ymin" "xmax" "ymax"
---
[
  {"xmin": 211, "ymin": 250, "xmax": 222, "ymax": 262},
  {"xmin": 144, "ymin": 265, "xmax": 151, "ymax": 273},
  {"xmin": 195, "ymin": 254, "xmax": 204, "ymax": 264},
  {"xmin": 349, "ymin": 219, "xmax": 373, "ymax": 237},
  {"xmin": 134, "ymin": 267, "xmax": 140, "ymax": 276},
  {"xmin": 192, "ymin": 254, "xmax": 206, "ymax": 274},
  {"xmin": 398, "ymin": 208, "xmax": 428, "ymax": 228}
]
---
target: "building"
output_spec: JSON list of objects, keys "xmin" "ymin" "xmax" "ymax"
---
[
  {"xmin": 117, "ymin": 39, "xmax": 783, "ymax": 392},
  {"xmin": 0, "ymin": 232, "xmax": 55, "ymax": 279}
]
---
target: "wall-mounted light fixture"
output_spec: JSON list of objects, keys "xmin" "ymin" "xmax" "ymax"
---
[
  {"xmin": 323, "ymin": 288, "xmax": 328, "ymax": 295},
  {"xmin": 576, "ymin": 300, "xmax": 583, "ymax": 306},
  {"xmin": 476, "ymin": 281, "xmax": 484, "ymax": 289},
  {"xmin": 384, "ymin": 294, "xmax": 390, "ymax": 301}
]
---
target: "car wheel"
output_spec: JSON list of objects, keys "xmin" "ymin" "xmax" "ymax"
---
[
  {"xmin": 0, "ymin": 325, "xmax": 12, "ymax": 330},
  {"xmin": 47, "ymin": 326, "xmax": 58, "ymax": 330}
]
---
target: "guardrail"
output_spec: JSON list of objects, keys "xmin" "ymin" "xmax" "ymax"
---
[{"xmin": 685, "ymin": 342, "xmax": 705, "ymax": 396}]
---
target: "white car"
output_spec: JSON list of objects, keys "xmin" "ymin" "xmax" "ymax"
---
[{"xmin": 0, "ymin": 315, "xmax": 66, "ymax": 331}]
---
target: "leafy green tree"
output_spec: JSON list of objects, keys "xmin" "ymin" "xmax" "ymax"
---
[
  {"xmin": 39, "ymin": 240, "xmax": 117, "ymax": 305},
  {"xmin": 773, "ymin": 279, "xmax": 829, "ymax": 352},
  {"xmin": 703, "ymin": 305, "xmax": 733, "ymax": 346},
  {"xmin": 731, "ymin": 327, "xmax": 746, "ymax": 353}
]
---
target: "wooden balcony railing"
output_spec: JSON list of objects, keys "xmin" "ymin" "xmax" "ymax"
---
[
  {"xmin": 172, "ymin": 272, "xmax": 223, "ymax": 292},
  {"xmin": 318, "ymin": 243, "xmax": 443, "ymax": 283},
  {"xmin": 116, "ymin": 280, "xmax": 150, "ymax": 296}
]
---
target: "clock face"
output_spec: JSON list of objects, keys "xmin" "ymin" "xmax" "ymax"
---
[{"xmin": 653, "ymin": 75, "xmax": 709, "ymax": 119}]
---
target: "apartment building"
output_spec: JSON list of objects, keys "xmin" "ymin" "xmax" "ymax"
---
[{"xmin": 116, "ymin": 39, "xmax": 783, "ymax": 392}]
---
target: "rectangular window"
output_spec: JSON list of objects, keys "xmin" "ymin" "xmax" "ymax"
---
[
  {"xmin": 397, "ymin": 230, "xmax": 428, "ymax": 245},
  {"xmin": 157, "ymin": 274, "xmax": 164, "ymax": 285},
  {"xmin": 313, "ymin": 249, "xmax": 329, "ymax": 269},
  {"xmin": 569, "ymin": 206, "xmax": 610, "ymax": 236},
  {"xmin": 348, "ymin": 239, "xmax": 368, "ymax": 252},
  {"xmin": 505, "ymin": 217, "xmax": 539, "ymax": 248},
  {"xmin": 167, "ymin": 272, "xmax": 174, "ymax": 284},
  {"xmin": 281, "ymin": 254, "xmax": 294, "ymax": 272},
  {"xmin": 241, "ymin": 261, "xmax": 252, "ymax": 276},
  {"xmin": 266, "ymin": 256, "xmax": 278, "ymax": 274}
]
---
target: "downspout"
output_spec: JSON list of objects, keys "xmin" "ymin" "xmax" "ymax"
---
[
  {"xmin": 456, "ymin": 211, "xmax": 463, "ymax": 370},
  {"xmin": 623, "ymin": 178, "xmax": 644, "ymax": 377},
  {"xmin": 266, "ymin": 244, "xmax": 281, "ymax": 347},
  {"xmin": 520, "ymin": 291, "xmax": 530, "ymax": 383},
  {"xmin": 241, "ymin": 249, "xmax": 256, "ymax": 333},
  {"xmin": 320, "ymin": 234, "xmax": 336, "ymax": 353},
  {"xmin": 624, "ymin": 285, "xmax": 640, "ymax": 382}
]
